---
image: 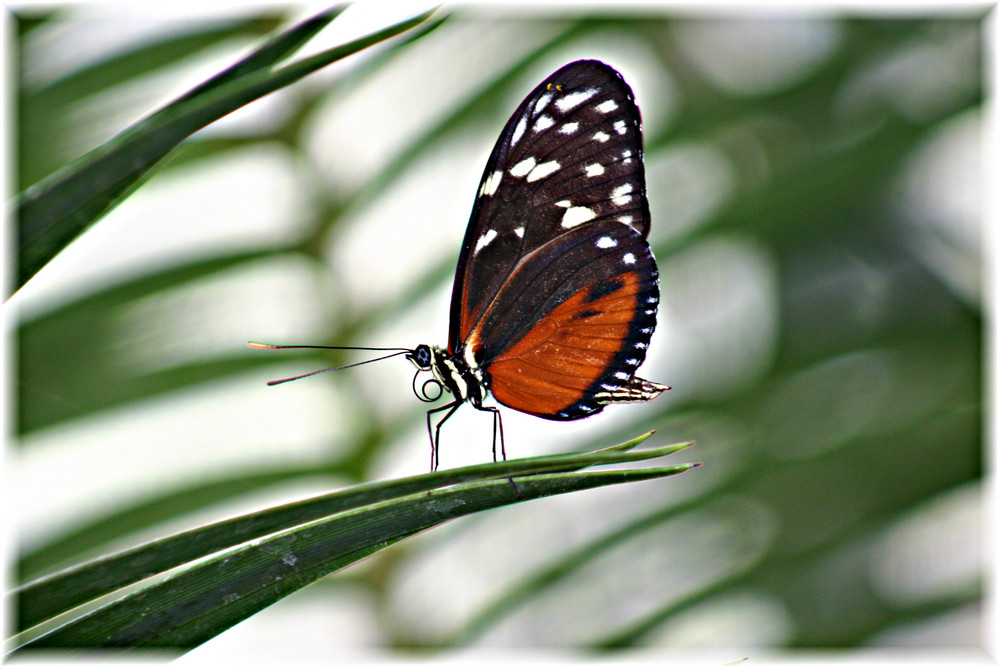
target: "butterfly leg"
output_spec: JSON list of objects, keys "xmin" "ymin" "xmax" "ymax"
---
[
  {"xmin": 475, "ymin": 405, "xmax": 506, "ymax": 463},
  {"xmin": 477, "ymin": 406, "xmax": 520, "ymax": 497},
  {"xmin": 427, "ymin": 400, "xmax": 462, "ymax": 471}
]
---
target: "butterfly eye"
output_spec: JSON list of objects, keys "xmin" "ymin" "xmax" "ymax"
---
[{"xmin": 408, "ymin": 344, "xmax": 433, "ymax": 370}]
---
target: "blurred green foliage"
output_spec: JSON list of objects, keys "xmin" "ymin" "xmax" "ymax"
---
[{"xmin": 10, "ymin": 5, "xmax": 984, "ymax": 655}]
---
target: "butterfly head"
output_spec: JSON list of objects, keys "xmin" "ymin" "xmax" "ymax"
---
[
  {"xmin": 405, "ymin": 344, "xmax": 435, "ymax": 371},
  {"xmin": 405, "ymin": 344, "xmax": 449, "ymax": 404}
]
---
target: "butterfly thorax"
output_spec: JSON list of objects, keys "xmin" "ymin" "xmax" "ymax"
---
[{"xmin": 407, "ymin": 344, "xmax": 489, "ymax": 408}]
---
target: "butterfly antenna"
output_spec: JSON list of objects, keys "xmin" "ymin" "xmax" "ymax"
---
[{"xmin": 248, "ymin": 342, "xmax": 412, "ymax": 386}]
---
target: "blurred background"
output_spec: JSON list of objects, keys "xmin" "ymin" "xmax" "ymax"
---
[{"xmin": 8, "ymin": 2, "xmax": 987, "ymax": 659}]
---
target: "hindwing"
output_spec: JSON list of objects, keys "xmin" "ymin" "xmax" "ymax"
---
[{"xmin": 473, "ymin": 221, "xmax": 662, "ymax": 419}]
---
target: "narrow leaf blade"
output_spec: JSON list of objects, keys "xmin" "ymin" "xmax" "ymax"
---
[
  {"xmin": 15, "ymin": 460, "xmax": 697, "ymax": 651},
  {"xmin": 12, "ymin": 7, "xmax": 435, "ymax": 294},
  {"xmin": 15, "ymin": 439, "xmax": 689, "ymax": 634}
]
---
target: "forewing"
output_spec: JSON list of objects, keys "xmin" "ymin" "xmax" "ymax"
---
[{"xmin": 448, "ymin": 60, "xmax": 650, "ymax": 352}]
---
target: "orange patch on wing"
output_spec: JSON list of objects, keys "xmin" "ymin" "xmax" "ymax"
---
[{"xmin": 488, "ymin": 270, "xmax": 643, "ymax": 417}]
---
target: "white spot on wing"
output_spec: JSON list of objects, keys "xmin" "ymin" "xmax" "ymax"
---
[
  {"xmin": 510, "ymin": 156, "xmax": 536, "ymax": 177},
  {"xmin": 514, "ymin": 226, "xmax": 525, "ymax": 238},
  {"xmin": 614, "ymin": 119, "xmax": 627, "ymax": 134},
  {"xmin": 618, "ymin": 215, "xmax": 633, "ymax": 224},
  {"xmin": 526, "ymin": 160, "xmax": 561, "ymax": 182},
  {"xmin": 474, "ymin": 229, "xmax": 498, "ymax": 254},
  {"xmin": 535, "ymin": 92, "xmax": 554, "ymax": 113},
  {"xmin": 555, "ymin": 87, "xmax": 597, "ymax": 112},
  {"xmin": 555, "ymin": 200, "xmax": 572, "ymax": 208},
  {"xmin": 561, "ymin": 206, "xmax": 596, "ymax": 228},
  {"xmin": 534, "ymin": 115, "xmax": 555, "ymax": 133},
  {"xmin": 585, "ymin": 163, "xmax": 605, "ymax": 177},
  {"xmin": 511, "ymin": 116, "xmax": 528, "ymax": 147},
  {"xmin": 623, "ymin": 252, "xmax": 636, "ymax": 264},
  {"xmin": 596, "ymin": 99, "xmax": 619, "ymax": 113},
  {"xmin": 593, "ymin": 131, "xmax": 610, "ymax": 143},
  {"xmin": 559, "ymin": 122, "xmax": 579, "ymax": 134},
  {"xmin": 479, "ymin": 169, "xmax": 503, "ymax": 197},
  {"xmin": 611, "ymin": 183, "xmax": 634, "ymax": 206},
  {"xmin": 615, "ymin": 371, "xmax": 630, "ymax": 380},
  {"xmin": 596, "ymin": 236, "xmax": 618, "ymax": 249}
]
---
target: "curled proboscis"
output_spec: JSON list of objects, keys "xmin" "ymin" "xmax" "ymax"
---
[{"xmin": 412, "ymin": 370, "xmax": 443, "ymax": 403}]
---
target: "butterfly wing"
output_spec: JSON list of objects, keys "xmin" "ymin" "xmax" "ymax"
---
[{"xmin": 448, "ymin": 60, "xmax": 665, "ymax": 419}]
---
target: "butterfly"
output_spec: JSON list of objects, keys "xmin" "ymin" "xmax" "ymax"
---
[{"xmin": 251, "ymin": 60, "xmax": 669, "ymax": 470}]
